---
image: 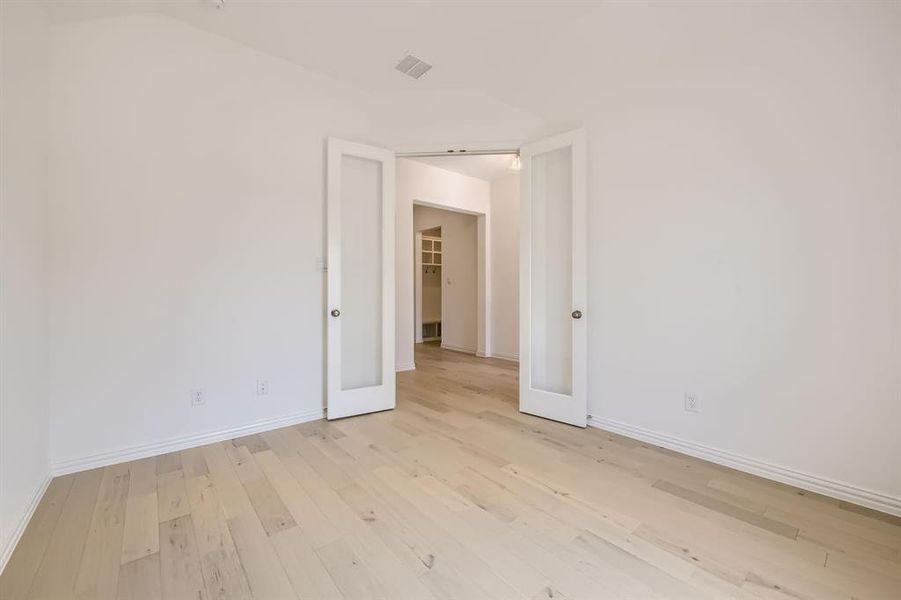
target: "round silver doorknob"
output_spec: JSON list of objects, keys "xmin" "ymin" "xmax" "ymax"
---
[
  {"xmin": 330, "ymin": 309, "xmax": 340, "ymax": 317},
  {"xmin": 571, "ymin": 310, "xmax": 582, "ymax": 319}
]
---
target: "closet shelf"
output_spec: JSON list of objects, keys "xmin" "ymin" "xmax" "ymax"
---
[{"xmin": 422, "ymin": 235, "xmax": 442, "ymax": 266}]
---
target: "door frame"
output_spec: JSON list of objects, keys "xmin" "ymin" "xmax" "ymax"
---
[
  {"xmin": 394, "ymin": 143, "xmax": 512, "ymax": 372},
  {"xmin": 411, "ymin": 200, "xmax": 490, "ymax": 358},
  {"xmin": 414, "ymin": 231, "xmax": 425, "ymax": 344},
  {"xmin": 413, "ymin": 198, "xmax": 491, "ymax": 358}
]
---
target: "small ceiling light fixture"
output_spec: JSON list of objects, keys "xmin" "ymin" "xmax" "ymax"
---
[
  {"xmin": 510, "ymin": 154, "xmax": 522, "ymax": 172},
  {"xmin": 395, "ymin": 53, "xmax": 432, "ymax": 80},
  {"xmin": 209, "ymin": 0, "xmax": 225, "ymax": 8}
]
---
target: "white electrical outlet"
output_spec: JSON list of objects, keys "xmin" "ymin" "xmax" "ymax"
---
[
  {"xmin": 257, "ymin": 379, "xmax": 269, "ymax": 396},
  {"xmin": 191, "ymin": 389, "xmax": 205, "ymax": 407},
  {"xmin": 684, "ymin": 393, "xmax": 699, "ymax": 413}
]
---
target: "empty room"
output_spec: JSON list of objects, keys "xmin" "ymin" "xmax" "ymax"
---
[{"xmin": 1, "ymin": 1, "xmax": 899, "ymax": 599}]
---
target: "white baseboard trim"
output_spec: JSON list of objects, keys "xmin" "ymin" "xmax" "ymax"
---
[
  {"xmin": 440, "ymin": 343, "xmax": 477, "ymax": 355},
  {"xmin": 51, "ymin": 408, "xmax": 326, "ymax": 477},
  {"xmin": 396, "ymin": 362, "xmax": 416, "ymax": 372},
  {"xmin": 489, "ymin": 351, "xmax": 519, "ymax": 363},
  {"xmin": 587, "ymin": 415, "xmax": 901, "ymax": 518},
  {"xmin": 0, "ymin": 474, "xmax": 52, "ymax": 575}
]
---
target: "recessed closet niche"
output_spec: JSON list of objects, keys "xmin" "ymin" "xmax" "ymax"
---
[{"xmin": 421, "ymin": 227, "xmax": 442, "ymax": 341}]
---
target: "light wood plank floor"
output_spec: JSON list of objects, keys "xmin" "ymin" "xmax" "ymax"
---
[{"xmin": 3, "ymin": 344, "xmax": 900, "ymax": 599}]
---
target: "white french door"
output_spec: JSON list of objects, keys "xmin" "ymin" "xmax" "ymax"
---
[
  {"xmin": 519, "ymin": 130, "xmax": 587, "ymax": 427},
  {"xmin": 327, "ymin": 138, "xmax": 395, "ymax": 420}
]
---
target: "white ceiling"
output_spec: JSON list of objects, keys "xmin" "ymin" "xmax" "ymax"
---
[
  {"xmin": 42, "ymin": 0, "xmax": 830, "ymax": 138},
  {"xmin": 43, "ymin": 0, "xmax": 599, "ymax": 122},
  {"xmin": 406, "ymin": 154, "xmax": 517, "ymax": 182}
]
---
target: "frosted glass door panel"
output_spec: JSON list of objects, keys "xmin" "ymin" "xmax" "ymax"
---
[
  {"xmin": 519, "ymin": 129, "xmax": 585, "ymax": 427},
  {"xmin": 340, "ymin": 155, "xmax": 382, "ymax": 391},
  {"xmin": 327, "ymin": 137, "xmax": 394, "ymax": 420},
  {"xmin": 530, "ymin": 146, "xmax": 573, "ymax": 395}
]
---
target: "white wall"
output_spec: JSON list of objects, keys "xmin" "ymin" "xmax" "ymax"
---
[
  {"xmin": 0, "ymin": 0, "xmax": 51, "ymax": 569},
  {"xmin": 414, "ymin": 207, "xmax": 478, "ymax": 354},
  {"xmin": 584, "ymin": 3, "xmax": 901, "ymax": 504},
  {"xmin": 47, "ymin": 14, "xmax": 372, "ymax": 469},
  {"xmin": 395, "ymin": 159, "xmax": 490, "ymax": 369},
  {"xmin": 42, "ymin": 11, "xmax": 536, "ymax": 472},
  {"xmin": 489, "ymin": 173, "xmax": 519, "ymax": 361},
  {"xmin": 21, "ymin": 1, "xmax": 901, "ymax": 519}
]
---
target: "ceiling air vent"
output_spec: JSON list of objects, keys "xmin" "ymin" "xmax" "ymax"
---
[{"xmin": 395, "ymin": 54, "xmax": 432, "ymax": 80}]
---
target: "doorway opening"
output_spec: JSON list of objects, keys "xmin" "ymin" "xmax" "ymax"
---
[
  {"xmin": 414, "ymin": 206, "xmax": 480, "ymax": 355},
  {"xmin": 396, "ymin": 152, "xmax": 521, "ymax": 372},
  {"xmin": 326, "ymin": 131, "xmax": 586, "ymax": 427}
]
